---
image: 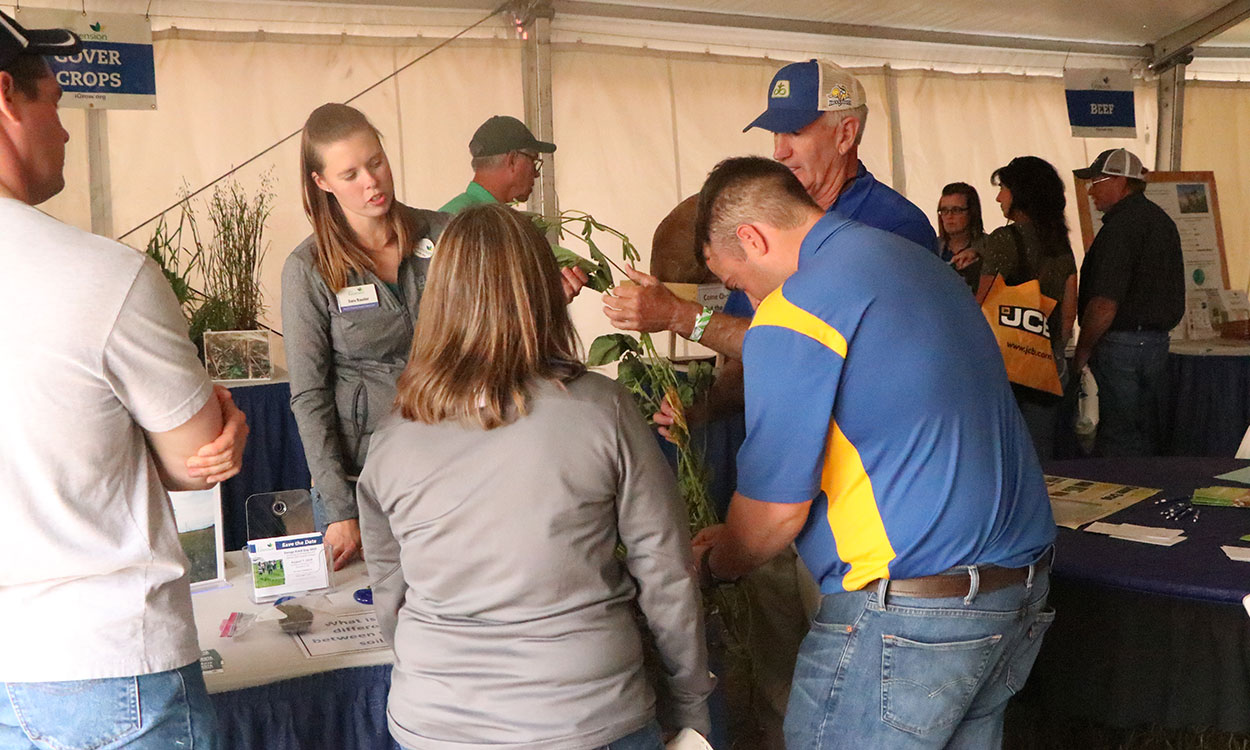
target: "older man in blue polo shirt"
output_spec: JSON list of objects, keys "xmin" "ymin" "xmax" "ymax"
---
[
  {"xmin": 604, "ymin": 58, "xmax": 936, "ymax": 354},
  {"xmin": 692, "ymin": 156, "xmax": 1055, "ymax": 748}
]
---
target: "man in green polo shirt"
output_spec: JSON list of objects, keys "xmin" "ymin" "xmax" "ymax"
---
[{"xmin": 440, "ymin": 115, "xmax": 555, "ymax": 214}]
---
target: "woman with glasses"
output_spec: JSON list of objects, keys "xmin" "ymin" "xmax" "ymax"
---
[
  {"xmin": 936, "ymin": 182, "xmax": 986, "ymax": 290},
  {"xmin": 357, "ymin": 203, "xmax": 713, "ymax": 750},
  {"xmin": 975, "ymin": 156, "xmax": 1078, "ymax": 460}
]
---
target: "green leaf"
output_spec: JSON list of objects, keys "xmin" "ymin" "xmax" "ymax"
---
[
  {"xmin": 586, "ymin": 333, "xmax": 641, "ymax": 367},
  {"xmin": 551, "ymin": 243, "xmax": 598, "ymax": 274},
  {"xmin": 687, "ymin": 360, "xmax": 715, "ymax": 397},
  {"xmin": 616, "ymin": 356, "xmax": 647, "ymax": 389}
]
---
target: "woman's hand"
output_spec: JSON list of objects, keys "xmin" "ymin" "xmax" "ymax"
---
[
  {"xmin": 950, "ymin": 248, "xmax": 980, "ymax": 271},
  {"xmin": 325, "ymin": 519, "xmax": 363, "ymax": 570},
  {"xmin": 561, "ymin": 266, "xmax": 590, "ymax": 303}
]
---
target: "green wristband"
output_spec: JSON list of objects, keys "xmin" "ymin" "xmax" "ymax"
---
[{"xmin": 688, "ymin": 306, "xmax": 714, "ymax": 343}]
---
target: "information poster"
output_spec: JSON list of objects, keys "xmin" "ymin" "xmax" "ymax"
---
[
  {"xmin": 1075, "ymin": 171, "xmax": 1230, "ymax": 339},
  {"xmin": 1044, "ymin": 475, "xmax": 1160, "ymax": 529},
  {"xmin": 15, "ymin": 9, "xmax": 156, "ymax": 110}
]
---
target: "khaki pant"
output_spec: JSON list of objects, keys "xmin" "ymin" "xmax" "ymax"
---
[{"xmin": 741, "ymin": 546, "xmax": 821, "ymax": 749}]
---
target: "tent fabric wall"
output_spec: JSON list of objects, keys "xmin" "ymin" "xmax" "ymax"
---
[
  {"xmin": 66, "ymin": 35, "xmax": 523, "ymax": 344},
  {"xmin": 31, "ymin": 28, "xmax": 1250, "ymax": 364},
  {"xmin": 550, "ymin": 46, "xmax": 887, "ymax": 349},
  {"xmin": 893, "ymin": 69, "xmax": 1159, "ymax": 270},
  {"xmin": 1183, "ymin": 81, "xmax": 1250, "ymax": 292}
]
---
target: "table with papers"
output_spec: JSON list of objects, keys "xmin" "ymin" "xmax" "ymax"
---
[
  {"xmin": 1023, "ymin": 457, "xmax": 1250, "ymax": 732},
  {"xmin": 193, "ymin": 551, "xmax": 399, "ymax": 750}
]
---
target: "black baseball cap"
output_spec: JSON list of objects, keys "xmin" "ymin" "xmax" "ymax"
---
[
  {"xmin": 469, "ymin": 115, "xmax": 556, "ymax": 158},
  {"xmin": 0, "ymin": 10, "xmax": 81, "ymax": 71}
]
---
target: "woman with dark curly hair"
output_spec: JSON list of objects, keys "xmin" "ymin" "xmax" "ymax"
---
[{"xmin": 975, "ymin": 156, "xmax": 1078, "ymax": 460}]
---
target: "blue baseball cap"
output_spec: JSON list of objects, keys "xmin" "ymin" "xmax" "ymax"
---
[{"xmin": 744, "ymin": 59, "xmax": 867, "ymax": 134}]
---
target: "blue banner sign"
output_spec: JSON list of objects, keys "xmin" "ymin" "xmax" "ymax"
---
[
  {"xmin": 15, "ymin": 9, "xmax": 156, "ymax": 110},
  {"xmin": 1063, "ymin": 69, "xmax": 1135, "ymax": 138}
]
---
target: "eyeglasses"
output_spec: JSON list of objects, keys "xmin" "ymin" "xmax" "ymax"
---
[
  {"xmin": 517, "ymin": 151, "xmax": 543, "ymax": 172},
  {"xmin": 1090, "ymin": 175, "xmax": 1115, "ymax": 186},
  {"xmin": 937, "ymin": 206, "xmax": 969, "ymax": 216}
]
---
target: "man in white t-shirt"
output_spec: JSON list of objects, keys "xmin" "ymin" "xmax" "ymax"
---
[{"xmin": 0, "ymin": 12, "xmax": 248, "ymax": 749}]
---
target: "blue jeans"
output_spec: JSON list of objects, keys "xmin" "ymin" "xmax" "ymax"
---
[
  {"xmin": 784, "ymin": 563, "xmax": 1053, "ymax": 749},
  {"xmin": 0, "ymin": 662, "xmax": 217, "ymax": 750},
  {"xmin": 601, "ymin": 720, "xmax": 665, "ymax": 750},
  {"xmin": 1090, "ymin": 330, "xmax": 1170, "ymax": 457}
]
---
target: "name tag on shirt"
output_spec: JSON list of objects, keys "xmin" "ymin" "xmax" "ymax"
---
[{"xmin": 336, "ymin": 284, "xmax": 379, "ymax": 312}]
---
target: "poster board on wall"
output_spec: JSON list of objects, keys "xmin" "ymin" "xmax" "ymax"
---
[{"xmin": 1074, "ymin": 171, "xmax": 1243, "ymax": 339}]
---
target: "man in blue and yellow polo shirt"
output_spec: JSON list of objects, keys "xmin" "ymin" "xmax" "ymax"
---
[{"xmin": 692, "ymin": 157, "xmax": 1055, "ymax": 748}]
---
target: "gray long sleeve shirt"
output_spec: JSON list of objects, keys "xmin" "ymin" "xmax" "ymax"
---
[
  {"xmin": 279, "ymin": 206, "xmax": 447, "ymax": 523},
  {"xmin": 357, "ymin": 373, "xmax": 713, "ymax": 749}
]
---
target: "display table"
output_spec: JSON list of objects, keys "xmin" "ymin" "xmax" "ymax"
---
[
  {"xmin": 194, "ymin": 551, "xmax": 398, "ymax": 750},
  {"xmin": 1167, "ymin": 339, "xmax": 1250, "ymax": 457},
  {"xmin": 1023, "ymin": 457, "xmax": 1250, "ymax": 731}
]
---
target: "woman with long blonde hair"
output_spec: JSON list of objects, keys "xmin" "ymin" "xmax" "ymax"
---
[
  {"xmin": 357, "ymin": 203, "xmax": 712, "ymax": 750},
  {"xmin": 281, "ymin": 103, "xmax": 447, "ymax": 569}
]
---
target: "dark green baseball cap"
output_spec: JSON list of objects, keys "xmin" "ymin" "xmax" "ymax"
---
[{"xmin": 469, "ymin": 115, "xmax": 556, "ymax": 158}]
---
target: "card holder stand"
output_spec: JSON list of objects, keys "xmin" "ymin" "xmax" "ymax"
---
[{"xmin": 244, "ymin": 490, "xmax": 333, "ymax": 604}]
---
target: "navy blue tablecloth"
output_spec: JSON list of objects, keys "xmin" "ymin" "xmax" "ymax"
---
[
  {"xmin": 212, "ymin": 659, "xmax": 730, "ymax": 749},
  {"xmin": 212, "ymin": 665, "xmax": 400, "ymax": 750},
  {"xmin": 1023, "ymin": 456, "xmax": 1250, "ymax": 731},
  {"xmin": 1167, "ymin": 352, "xmax": 1250, "ymax": 457},
  {"xmin": 221, "ymin": 381, "xmax": 311, "ymax": 551}
]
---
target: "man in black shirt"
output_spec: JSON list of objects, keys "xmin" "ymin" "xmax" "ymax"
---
[{"xmin": 1073, "ymin": 149, "xmax": 1184, "ymax": 456}]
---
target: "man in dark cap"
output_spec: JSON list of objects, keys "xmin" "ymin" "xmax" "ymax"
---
[
  {"xmin": 1072, "ymin": 148, "xmax": 1184, "ymax": 456},
  {"xmin": 0, "ymin": 10, "xmax": 247, "ymax": 747},
  {"xmin": 440, "ymin": 114, "xmax": 555, "ymax": 213}
]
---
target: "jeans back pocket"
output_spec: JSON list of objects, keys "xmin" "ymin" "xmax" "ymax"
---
[
  {"xmin": 880, "ymin": 632, "xmax": 1002, "ymax": 737},
  {"xmin": 8, "ymin": 677, "xmax": 140, "ymax": 750}
]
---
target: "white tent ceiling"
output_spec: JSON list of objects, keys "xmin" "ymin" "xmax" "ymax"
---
[
  {"xmin": 561, "ymin": 0, "xmax": 1227, "ymax": 48},
  {"xmin": 271, "ymin": 0, "xmax": 1250, "ymax": 55},
  {"xmin": 16, "ymin": 1, "xmax": 1250, "ymax": 72}
]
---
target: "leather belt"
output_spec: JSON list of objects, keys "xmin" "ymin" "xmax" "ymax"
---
[{"xmin": 868, "ymin": 556, "xmax": 1050, "ymax": 599}]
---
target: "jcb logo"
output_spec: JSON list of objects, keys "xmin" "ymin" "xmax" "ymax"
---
[{"xmin": 999, "ymin": 305, "xmax": 1050, "ymax": 337}]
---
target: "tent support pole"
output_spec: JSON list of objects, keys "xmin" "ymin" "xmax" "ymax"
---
[
  {"xmin": 1155, "ymin": 63, "xmax": 1186, "ymax": 172},
  {"xmin": 522, "ymin": 1, "xmax": 558, "ymax": 227},
  {"xmin": 1151, "ymin": 0, "xmax": 1250, "ymax": 68},
  {"xmin": 883, "ymin": 64, "xmax": 908, "ymax": 197},
  {"xmin": 87, "ymin": 109, "xmax": 114, "ymax": 238}
]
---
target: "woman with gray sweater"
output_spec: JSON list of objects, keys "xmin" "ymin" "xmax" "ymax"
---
[
  {"xmin": 357, "ymin": 203, "xmax": 713, "ymax": 750},
  {"xmin": 281, "ymin": 103, "xmax": 448, "ymax": 569}
]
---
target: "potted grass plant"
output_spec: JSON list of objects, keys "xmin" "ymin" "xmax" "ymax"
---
[{"xmin": 196, "ymin": 176, "xmax": 276, "ymax": 381}]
